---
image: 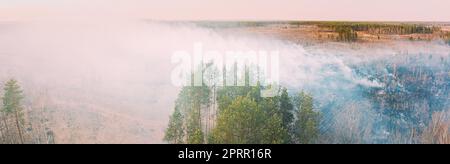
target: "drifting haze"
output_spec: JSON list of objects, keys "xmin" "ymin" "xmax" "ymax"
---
[
  {"xmin": 1, "ymin": 0, "xmax": 449, "ymax": 143},
  {"xmin": 1, "ymin": 0, "xmax": 450, "ymax": 21},
  {"xmin": 1, "ymin": 20, "xmax": 449, "ymax": 143}
]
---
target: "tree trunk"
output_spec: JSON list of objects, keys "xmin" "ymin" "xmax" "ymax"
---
[
  {"xmin": 14, "ymin": 111, "xmax": 24, "ymax": 144},
  {"xmin": 2, "ymin": 116, "xmax": 10, "ymax": 144},
  {"xmin": 0, "ymin": 121, "xmax": 4, "ymax": 143}
]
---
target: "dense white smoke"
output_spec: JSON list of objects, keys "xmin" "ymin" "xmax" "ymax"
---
[{"xmin": 1, "ymin": 20, "xmax": 449, "ymax": 143}]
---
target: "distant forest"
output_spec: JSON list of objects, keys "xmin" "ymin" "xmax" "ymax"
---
[
  {"xmin": 193, "ymin": 21, "xmax": 450, "ymax": 43},
  {"xmin": 312, "ymin": 22, "xmax": 439, "ymax": 42}
]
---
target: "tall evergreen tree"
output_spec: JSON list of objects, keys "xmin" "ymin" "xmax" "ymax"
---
[
  {"xmin": 186, "ymin": 98, "xmax": 204, "ymax": 144},
  {"xmin": 211, "ymin": 95, "xmax": 287, "ymax": 144},
  {"xmin": 294, "ymin": 91, "xmax": 320, "ymax": 144},
  {"xmin": 2, "ymin": 79, "xmax": 25, "ymax": 144},
  {"xmin": 0, "ymin": 79, "xmax": 56, "ymax": 144},
  {"xmin": 164, "ymin": 106, "xmax": 184, "ymax": 144},
  {"xmin": 279, "ymin": 88, "xmax": 294, "ymax": 131},
  {"xmin": 164, "ymin": 85, "xmax": 209, "ymax": 144}
]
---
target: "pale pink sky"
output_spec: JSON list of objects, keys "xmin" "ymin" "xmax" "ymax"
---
[{"xmin": 1, "ymin": 0, "xmax": 449, "ymax": 21}]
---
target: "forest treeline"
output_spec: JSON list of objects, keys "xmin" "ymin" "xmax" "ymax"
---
[
  {"xmin": 165, "ymin": 85, "xmax": 450, "ymax": 144},
  {"xmin": 444, "ymin": 32, "xmax": 450, "ymax": 45},
  {"xmin": 164, "ymin": 63, "xmax": 450, "ymax": 144},
  {"xmin": 164, "ymin": 83, "xmax": 320, "ymax": 144},
  {"xmin": 194, "ymin": 21, "xmax": 449, "ymax": 43},
  {"xmin": 312, "ymin": 22, "xmax": 436, "ymax": 34},
  {"xmin": 1, "ymin": 75, "xmax": 447, "ymax": 144},
  {"xmin": 308, "ymin": 22, "xmax": 439, "ymax": 42},
  {"xmin": 0, "ymin": 79, "xmax": 55, "ymax": 144}
]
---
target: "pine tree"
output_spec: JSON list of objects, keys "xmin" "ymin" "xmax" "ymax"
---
[
  {"xmin": 0, "ymin": 79, "xmax": 55, "ymax": 144},
  {"xmin": 186, "ymin": 98, "xmax": 204, "ymax": 144},
  {"xmin": 2, "ymin": 79, "xmax": 25, "ymax": 144},
  {"xmin": 211, "ymin": 95, "xmax": 287, "ymax": 144},
  {"xmin": 279, "ymin": 88, "xmax": 294, "ymax": 132},
  {"xmin": 294, "ymin": 91, "xmax": 320, "ymax": 144},
  {"xmin": 164, "ymin": 107, "xmax": 185, "ymax": 144},
  {"xmin": 164, "ymin": 85, "xmax": 209, "ymax": 144}
]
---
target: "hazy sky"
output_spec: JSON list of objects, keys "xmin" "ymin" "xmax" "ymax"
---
[{"xmin": 1, "ymin": 0, "xmax": 449, "ymax": 21}]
